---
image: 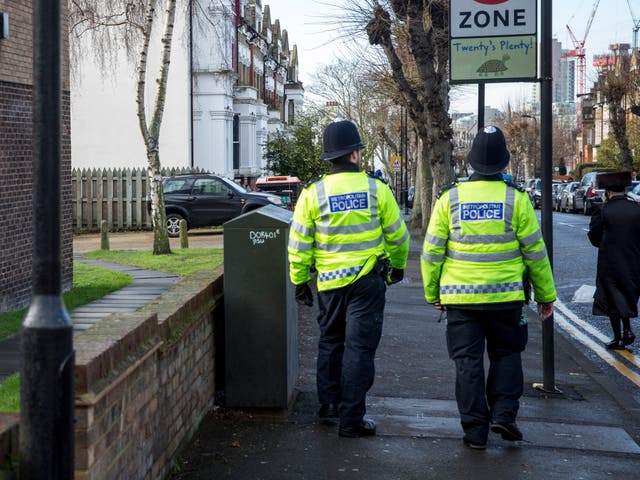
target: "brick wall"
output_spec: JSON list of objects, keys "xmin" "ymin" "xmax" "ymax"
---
[
  {"xmin": 0, "ymin": 268, "xmax": 224, "ymax": 479},
  {"xmin": 0, "ymin": 0, "xmax": 72, "ymax": 312}
]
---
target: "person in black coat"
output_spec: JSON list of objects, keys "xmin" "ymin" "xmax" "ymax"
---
[{"xmin": 588, "ymin": 171, "xmax": 640, "ymax": 350}]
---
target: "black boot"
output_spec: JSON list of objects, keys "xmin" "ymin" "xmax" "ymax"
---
[
  {"xmin": 607, "ymin": 316, "xmax": 623, "ymax": 349},
  {"xmin": 622, "ymin": 318, "xmax": 635, "ymax": 346},
  {"xmin": 605, "ymin": 339, "xmax": 626, "ymax": 350}
]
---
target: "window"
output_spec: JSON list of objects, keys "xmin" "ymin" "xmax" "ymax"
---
[
  {"xmin": 163, "ymin": 178, "xmax": 190, "ymax": 194},
  {"xmin": 192, "ymin": 178, "xmax": 230, "ymax": 195}
]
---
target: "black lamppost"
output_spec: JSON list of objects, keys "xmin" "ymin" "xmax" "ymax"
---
[{"xmin": 20, "ymin": 1, "xmax": 75, "ymax": 477}]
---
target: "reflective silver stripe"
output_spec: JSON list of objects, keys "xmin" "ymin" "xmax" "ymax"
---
[
  {"xmin": 422, "ymin": 251, "xmax": 445, "ymax": 262},
  {"xmin": 315, "ymin": 236, "xmax": 383, "ymax": 252},
  {"xmin": 449, "ymin": 231, "xmax": 517, "ymax": 244},
  {"xmin": 292, "ymin": 221, "xmax": 314, "ymax": 237},
  {"xmin": 316, "ymin": 180, "xmax": 331, "ymax": 219},
  {"xmin": 440, "ymin": 282, "xmax": 522, "ymax": 295},
  {"xmin": 386, "ymin": 228, "xmax": 409, "ymax": 246},
  {"xmin": 318, "ymin": 265, "xmax": 363, "ymax": 282},
  {"xmin": 316, "ymin": 219, "xmax": 380, "ymax": 235},
  {"xmin": 368, "ymin": 177, "xmax": 379, "ymax": 218},
  {"xmin": 288, "ymin": 239, "xmax": 313, "ymax": 251},
  {"xmin": 504, "ymin": 187, "xmax": 515, "ymax": 231},
  {"xmin": 519, "ymin": 229, "xmax": 543, "ymax": 247},
  {"xmin": 449, "ymin": 187, "xmax": 460, "ymax": 229},
  {"xmin": 446, "ymin": 248, "xmax": 522, "ymax": 262},
  {"xmin": 382, "ymin": 217, "xmax": 404, "ymax": 235},
  {"xmin": 522, "ymin": 248, "xmax": 548, "ymax": 261},
  {"xmin": 426, "ymin": 233, "xmax": 447, "ymax": 247}
]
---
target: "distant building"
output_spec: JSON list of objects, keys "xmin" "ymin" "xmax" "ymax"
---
[
  {"xmin": 531, "ymin": 38, "xmax": 576, "ymax": 119},
  {"xmin": 72, "ymin": 0, "xmax": 304, "ymax": 188}
]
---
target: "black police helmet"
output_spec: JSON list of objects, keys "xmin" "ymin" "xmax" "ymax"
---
[
  {"xmin": 468, "ymin": 125, "xmax": 510, "ymax": 175},
  {"xmin": 320, "ymin": 120, "xmax": 366, "ymax": 161}
]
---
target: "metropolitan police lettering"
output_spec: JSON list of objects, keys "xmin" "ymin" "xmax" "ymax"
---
[
  {"xmin": 329, "ymin": 192, "xmax": 369, "ymax": 213},
  {"xmin": 460, "ymin": 202, "xmax": 504, "ymax": 221}
]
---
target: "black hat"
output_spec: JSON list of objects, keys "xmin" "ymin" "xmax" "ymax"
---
[
  {"xmin": 468, "ymin": 125, "xmax": 510, "ymax": 175},
  {"xmin": 320, "ymin": 120, "xmax": 366, "ymax": 161},
  {"xmin": 596, "ymin": 171, "xmax": 632, "ymax": 191}
]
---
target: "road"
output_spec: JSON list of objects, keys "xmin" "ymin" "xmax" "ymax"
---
[{"xmin": 543, "ymin": 209, "xmax": 640, "ymax": 405}]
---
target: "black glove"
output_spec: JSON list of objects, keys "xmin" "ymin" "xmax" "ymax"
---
[
  {"xmin": 295, "ymin": 282, "xmax": 314, "ymax": 307},
  {"xmin": 386, "ymin": 268, "xmax": 404, "ymax": 285}
]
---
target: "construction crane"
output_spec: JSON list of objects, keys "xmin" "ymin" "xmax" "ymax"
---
[
  {"xmin": 566, "ymin": 0, "xmax": 601, "ymax": 96},
  {"xmin": 627, "ymin": 0, "xmax": 640, "ymax": 49}
]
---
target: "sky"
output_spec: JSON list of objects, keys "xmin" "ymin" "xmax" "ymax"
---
[{"xmin": 266, "ymin": 0, "xmax": 640, "ymax": 112}]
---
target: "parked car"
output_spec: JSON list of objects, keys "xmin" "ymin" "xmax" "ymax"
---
[
  {"xmin": 523, "ymin": 178, "xmax": 537, "ymax": 204},
  {"xmin": 558, "ymin": 181, "xmax": 579, "ymax": 213},
  {"xmin": 255, "ymin": 175, "xmax": 302, "ymax": 210},
  {"xmin": 628, "ymin": 181, "xmax": 640, "ymax": 202},
  {"xmin": 150, "ymin": 173, "xmax": 284, "ymax": 237},
  {"xmin": 530, "ymin": 179, "xmax": 561, "ymax": 209},
  {"xmin": 574, "ymin": 171, "xmax": 607, "ymax": 215},
  {"xmin": 553, "ymin": 183, "xmax": 568, "ymax": 211}
]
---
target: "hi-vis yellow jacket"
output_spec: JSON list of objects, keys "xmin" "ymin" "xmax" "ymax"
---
[
  {"xmin": 421, "ymin": 180, "xmax": 556, "ymax": 305},
  {"xmin": 288, "ymin": 171, "xmax": 410, "ymax": 291}
]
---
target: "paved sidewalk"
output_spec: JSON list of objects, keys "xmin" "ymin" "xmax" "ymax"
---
[{"xmin": 171, "ymin": 231, "xmax": 640, "ymax": 480}]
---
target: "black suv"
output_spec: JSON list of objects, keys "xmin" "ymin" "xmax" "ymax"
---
[{"xmin": 154, "ymin": 174, "xmax": 283, "ymax": 237}]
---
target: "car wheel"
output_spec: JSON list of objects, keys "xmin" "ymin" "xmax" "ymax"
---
[
  {"xmin": 583, "ymin": 199, "xmax": 589, "ymax": 215},
  {"xmin": 166, "ymin": 213, "xmax": 185, "ymax": 238}
]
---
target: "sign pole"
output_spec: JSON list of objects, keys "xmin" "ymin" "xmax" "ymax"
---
[
  {"xmin": 478, "ymin": 83, "xmax": 485, "ymax": 130},
  {"xmin": 535, "ymin": 0, "xmax": 560, "ymax": 395}
]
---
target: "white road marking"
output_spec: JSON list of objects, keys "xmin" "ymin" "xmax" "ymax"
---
[
  {"xmin": 552, "ymin": 299, "xmax": 640, "ymax": 380},
  {"xmin": 572, "ymin": 285, "xmax": 596, "ymax": 303}
]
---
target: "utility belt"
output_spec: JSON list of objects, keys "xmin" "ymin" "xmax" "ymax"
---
[{"xmin": 373, "ymin": 255, "xmax": 391, "ymax": 279}]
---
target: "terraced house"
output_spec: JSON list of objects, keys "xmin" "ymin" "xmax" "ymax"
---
[{"xmin": 71, "ymin": 0, "xmax": 304, "ymax": 188}]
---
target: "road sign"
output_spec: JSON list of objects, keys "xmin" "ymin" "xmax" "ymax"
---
[
  {"xmin": 450, "ymin": 0, "xmax": 536, "ymax": 38},
  {"xmin": 391, "ymin": 156, "xmax": 402, "ymax": 172},
  {"xmin": 449, "ymin": 0, "xmax": 537, "ymax": 84}
]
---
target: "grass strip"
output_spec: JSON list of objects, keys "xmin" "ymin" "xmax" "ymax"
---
[{"xmin": 83, "ymin": 247, "xmax": 224, "ymax": 277}]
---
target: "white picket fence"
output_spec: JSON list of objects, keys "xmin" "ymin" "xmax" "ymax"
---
[{"xmin": 71, "ymin": 167, "xmax": 203, "ymax": 231}]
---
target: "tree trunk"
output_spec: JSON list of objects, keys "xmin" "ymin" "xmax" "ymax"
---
[
  {"xmin": 149, "ymin": 153, "xmax": 171, "ymax": 255},
  {"xmin": 136, "ymin": 0, "xmax": 176, "ymax": 255},
  {"xmin": 609, "ymin": 102, "xmax": 634, "ymax": 171}
]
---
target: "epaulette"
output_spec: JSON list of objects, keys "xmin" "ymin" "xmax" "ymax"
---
[
  {"xmin": 437, "ymin": 181, "xmax": 458, "ymax": 199},
  {"xmin": 304, "ymin": 176, "xmax": 323, "ymax": 189},
  {"xmin": 366, "ymin": 170, "xmax": 389, "ymax": 184},
  {"xmin": 504, "ymin": 179, "xmax": 526, "ymax": 193}
]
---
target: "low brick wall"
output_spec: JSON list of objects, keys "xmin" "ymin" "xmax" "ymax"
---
[{"xmin": 0, "ymin": 267, "xmax": 224, "ymax": 479}]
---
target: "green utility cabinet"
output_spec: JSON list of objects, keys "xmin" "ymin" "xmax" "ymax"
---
[{"xmin": 223, "ymin": 205, "xmax": 298, "ymax": 408}]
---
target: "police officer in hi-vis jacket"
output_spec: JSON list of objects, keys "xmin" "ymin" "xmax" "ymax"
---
[
  {"xmin": 288, "ymin": 119, "xmax": 409, "ymax": 438},
  {"xmin": 421, "ymin": 126, "xmax": 556, "ymax": 450}
]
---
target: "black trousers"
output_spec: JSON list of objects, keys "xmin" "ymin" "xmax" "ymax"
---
[
  {"xmin": 445, "ymin": 306, "xmax": 527, "ymax": 441},
  {"xmin": 316, "ymin": 272, "xmax": 386, "ymax": 428}
]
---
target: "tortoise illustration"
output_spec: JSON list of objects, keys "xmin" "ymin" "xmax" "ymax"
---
[{"xmin": 477, "ymin": 54, "xmax": 510, "ymax": 76}]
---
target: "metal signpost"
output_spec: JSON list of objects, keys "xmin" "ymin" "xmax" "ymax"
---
[
  {"xmin": 20, "ymin": 1, "xmax": 75, "ymax": 478},
  {"xmin": 449, "ymin": 0, "xmax": 558, "ymax": 392}
]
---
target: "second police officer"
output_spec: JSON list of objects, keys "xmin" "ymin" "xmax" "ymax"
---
[
  {"xmin": 288, "ymin": 119, "xmax": 410, "ymax": 438},
  {"xmin": 421, "ymin": 126, "xmax": 556, "ymax": 449}
]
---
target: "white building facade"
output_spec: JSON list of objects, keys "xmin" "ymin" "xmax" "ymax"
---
[{"xmin": 71, "ymin": 0, "xmax": 304, "ymax": 186}]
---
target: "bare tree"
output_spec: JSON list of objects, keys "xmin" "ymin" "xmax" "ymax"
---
[
  {"xmin": 599, "ymin": 67, "xmax": 634, "ymax": 172},
  {"xmin": 363, "ymin": 1, "xmax": 454, "ymax": 231},
  {"xmin": 69, "ymin": 0, "xmax": 177, "ymax": 254}
]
